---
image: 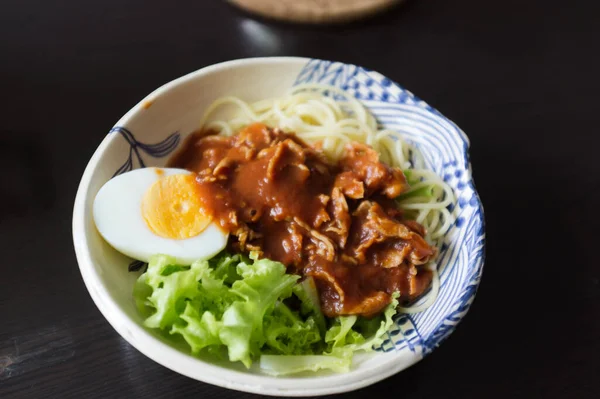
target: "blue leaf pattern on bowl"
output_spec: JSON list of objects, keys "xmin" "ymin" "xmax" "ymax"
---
[{"xmin": 110, "ymin": 126, "xmax": 180, "ymax": 177}]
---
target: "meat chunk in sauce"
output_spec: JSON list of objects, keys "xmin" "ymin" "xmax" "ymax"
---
[{"xmin": 169, "ymin": 123, "xmax": 436, "ymax": 318}]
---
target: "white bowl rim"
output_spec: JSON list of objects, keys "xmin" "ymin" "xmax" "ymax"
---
[{"xmin": 73, "ymin": 56, "xmax": 482, "ymax": 396}]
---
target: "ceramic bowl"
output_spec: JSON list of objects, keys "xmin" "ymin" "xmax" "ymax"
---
[{"xmin": 72, "ymin": 57, "xmax": 485, "ymax": 396}]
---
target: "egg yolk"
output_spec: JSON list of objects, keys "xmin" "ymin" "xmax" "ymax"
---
[{"xmin": 141, "ymin": 174, "xmax": 210, "ymax": 239}]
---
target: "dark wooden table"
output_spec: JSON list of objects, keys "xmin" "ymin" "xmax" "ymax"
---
[{"xmin": 2, "ymin": 0, "xmax": 599, "ymax": 397}]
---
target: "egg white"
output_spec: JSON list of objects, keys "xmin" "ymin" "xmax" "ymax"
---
[{"xmin": 93, "ymin": 167, "xmax": 228, "ymax": 265}]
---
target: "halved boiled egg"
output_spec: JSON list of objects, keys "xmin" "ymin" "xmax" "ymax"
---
[{"xmin": 93, "ymin": 167, "xmax": 228, "ymax": 265}]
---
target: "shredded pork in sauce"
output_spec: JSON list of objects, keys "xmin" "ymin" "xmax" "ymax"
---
[{"xmin": 170, "ymin": 123, "xmax": 436, "ymax": 318}]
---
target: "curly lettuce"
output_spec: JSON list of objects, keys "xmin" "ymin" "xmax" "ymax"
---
[{"xmin": 134, "ymin": 252, "xmax": 399, "ymax": 374}]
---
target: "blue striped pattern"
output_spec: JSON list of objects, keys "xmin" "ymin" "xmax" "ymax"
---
[{"xmin": 295, "ymin": 59, "xmax": 486, "ymax": 355}]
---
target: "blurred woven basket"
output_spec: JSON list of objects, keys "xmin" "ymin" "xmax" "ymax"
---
[{"xmin": 228, "ymin": 0, "xmax": 402, "ymax": 24}]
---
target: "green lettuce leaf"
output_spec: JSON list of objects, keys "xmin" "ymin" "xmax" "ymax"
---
[
  {"xmin": 218, "ymin": 252, "xmax": 299, "ymax": 367},
  {"xmin": 134, "ymin": 252, "xmax": 299, "ymax": 368},
  {"xmin": 134, "ymin": 252, "xmax": 400, "ymax": 373},
  {"xmin": 292, "ymin": 276, "xmax": 326, "ymax": 335},
  {"xmin": 352, "ymin": 292, "xmax": 399, "ymax": 351},
  {"xmin": 171, "ymin": 303, "xmax": 222, "ymax": 354},
  {"xmin": 325, "ymin": 315, "xmax": 363, "ymax": 348},
  {"xmin": 259, "ymin": 348, "xmax": 353, "ymax": 376},
  {"xmin": 258, "ymin": 293, "xmax": 400, "ymax": 375},
  {"xmin": 263, "ymin": 301, "xmax": 322, "ymax": 355}
]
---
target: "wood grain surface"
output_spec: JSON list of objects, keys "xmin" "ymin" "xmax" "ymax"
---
[
  {"xmin": 1, "ymin": 0, "xmax": 599, "ymax": 398},
  {"xmin": 229, "ymin": 0, "xmax": 402, "ymax": 23}
]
